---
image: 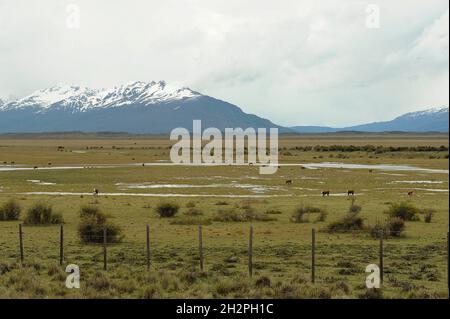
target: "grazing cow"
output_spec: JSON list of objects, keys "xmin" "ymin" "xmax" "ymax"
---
[
  {"xmin": 347, "ymin": 190, "xmax": 355, "ymax": 196},
  {"xmin": 407, "ymin": 191, "xmax": 415, "ymax": 197},
  {"xmin": 369, "ymin": 169, "xmax": 373, "ymax": 173},
  {"xmin": 322, "ymin": 190, "xmax": 330, "ymax": 197},
  {"xmin": 285, "ymin": 180, "xmax": 293, "ymax": 185},
  {"xmin": 93, "ymin": 188, "xmax": 99, "ymax": 196}
]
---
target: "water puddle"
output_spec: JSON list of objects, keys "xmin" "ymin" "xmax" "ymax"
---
[
  {"xmin": 376, "ymin": 187, "xmax": 448, "ymax": 193},
  {"xmin": 20, "ymin": 192, "xmax": 292, "ymax": 198},
  {"xmin": 300, "ymin": 162, "xmax": 448, "ymax": 174},
  {"xmin": 1, "ymin": 161, "xmax": 447, "ymax": 174},
  {"xmin": 116, "ymin": 183, "xmax": 282, "ymax": 194},
  {"xmin": 389, "ymin": 180, "xmax": 446, "ymax": 184},
  {"xmin": 27, "ymin": 179, "xmax": 57, "ymax": 186}
]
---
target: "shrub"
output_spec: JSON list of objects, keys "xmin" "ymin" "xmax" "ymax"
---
[
  {"xmin": 185, "ymin": 201, "xmax": 196, "ymax": 208},
  {"xmin": 369, "ymin": 218, "xmax": 405, "ymax": 238},
  {"xmin": 291, "ymin": 206, "xmax": 324, "ymax": 223},
  {"xmin": 386, "ymin": 218, "xmax": 405, "ymax": 236},
  {"xmin": 386, "ymin": 202, "xmax": 420, "ymax": 221},
  {"xmin": 155, "ymin": 203, "xmax": 179, "ymax": 218},
  {"xmin": 78, "ymin": 206, "xmax": 122, "ymax": 243},
  {"xmin": 215, "ymin": 201, "xmax": 229, "ymax": 206},
  {"xmin": 327, "ymin": 201, "xmax": 364, "ymax": 233},
  {"xmin": 213, "ymin": 208, "xmax": 276, "ymax": 222},
  {"xmin": 265, "ymin": 209, "xmax": 283, "ymax": 215},
  {"xmin": 23, "ymin": 203, "xmax": 63, "ymax": 225},
  {"xmin": 242, "ymin": 208, "xmax": 276, "ymax": 222},
  {"xmin": 0, "ymin": 199, "xmax": 21, "ymax": 221},
  {"xmin": 421, "ymin": 209, "xmax": 435, "ymax": 223},
  {"xmin": 349, "ymin": 200, "xmax": 361, "ymax": 214},
  {"xmin": 317, "ymin": 211, "xmax": 328, "ymax": 222},
  {"xmin": 184, "ymin": 208, "xmax": 203, "ymax": 216},
  {"xmin": 213, "ymin": 209, "xmax": 242, "ymax": 222}
]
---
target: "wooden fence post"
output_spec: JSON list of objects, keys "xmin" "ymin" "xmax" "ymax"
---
[
  {"xmin": 146, "ymin": 225, "xmax": 150, "ymax": 270},
  {"xmin": 19, "ymin": 224, "xmax": 24, "ymax": 264},
  {"xmin": 312, "ymin": 228, "xmax": 316, "ymax": 283},
  {"xmin": 379, "ymin": 229, "xmax": 384, "ymax": 286},
  {"xmin": 103, "ymin": 226, "xmax": 107, "ymax": 271},
  {"xmin": 248, "ymin": 226, "xmax": 253, "ymax": 278},
  {"xmin": 199, "ymin": 225, "xmax": 204, "ymax": 271},
  {"xmin": 60, "ymin": 224, "xmax": 64, "ymax": 266}
]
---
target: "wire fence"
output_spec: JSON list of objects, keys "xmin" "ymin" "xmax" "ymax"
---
[{"xmin": 0, "ymin": 222, "xmax": 448, "ymax": 294}]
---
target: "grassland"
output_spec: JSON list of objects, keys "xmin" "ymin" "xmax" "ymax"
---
[{"xmin": 0, "ymin": 133, "xmax": 448, "ymax": 299}]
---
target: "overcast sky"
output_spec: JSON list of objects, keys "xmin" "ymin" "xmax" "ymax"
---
[{"xmin": 0, "ymin": 0, "xmax": 448, "ymax": 127}]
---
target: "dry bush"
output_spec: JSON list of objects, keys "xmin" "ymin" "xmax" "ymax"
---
[
  {"xmin": 155, "ymin": 203, "xmax": 179, "ymax": 218},
  {"xmin": 0, "ymin": 199, "xmax": 21, "ymax": 221},
  {"xmin": 23, "ymin": 203, "xmax": 63, "ymax": 225},
  {"xmin": 78, "ymin": 206, "xmax": 122, "ymax": 243}
]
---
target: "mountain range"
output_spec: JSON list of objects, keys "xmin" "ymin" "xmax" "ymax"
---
[
  {"xmin": 0, "ymin": 81, "xmax": 448, "ymax": 133},
  {"xmin": 290, "ymin": 106, "xmax": 449, "ymax": 133},
  {"xmin": 0, "ymin": 81, "xmax": 281, "ymax": 134}
]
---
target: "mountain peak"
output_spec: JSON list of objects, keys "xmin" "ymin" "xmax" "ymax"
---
[
  {"xmin": 0, "ymin": 82, "xmax": 280, "ymax": 133},
  {"xmin": 1, "ymin": 81, "xmax": 201, "ymax": 112},
  {"xmin": 399, "ymin": 106, "xmax": 449, "ymax": 119}
]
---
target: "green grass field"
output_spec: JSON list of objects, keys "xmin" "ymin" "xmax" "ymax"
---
[{"xmin": 0, "ymin": 133, "xmax": 448, "ymax": 298}]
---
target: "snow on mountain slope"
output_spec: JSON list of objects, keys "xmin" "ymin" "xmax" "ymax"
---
[
  {"xmin": 0, "ymin": 81, "xmax": 282, "ymax": 133},
  {"xmin": 290, "ymin": 106, "xmax": 449, "ymax": 133},
  {"xmin": 398, "ymin": 106, "xmax": 449, "ymax": 119},
  {"xmin": 0, "ymin": 81, "xmax": 201, "ymax": 113}
]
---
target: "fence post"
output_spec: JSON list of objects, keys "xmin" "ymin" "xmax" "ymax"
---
[
  {"xmin": 60, "ymin": 224, "xmax": 64, "ymax": 266},
  {"xmin": 146, "ymin": 225, "xmax": 150, "ymax": 270},
  {"xmin": 19, "ymin": 224, "xmax": 24, "ymax": 264},
  {"xmin": 199, "ymin": 225, "xmax": 204, "ymax": 271},
  {"xmin": 447, "ymin": 231, "xmax": 449, "ymax": 297},
  {"xmin": 312, "ymin": 228, "xmax": 316, "ymax": 283},
  {"xmin": 379, "ymin": 229, "xmax": 384, "ymax": 286},
  {"xmin": 103, "ymin": 226, "xmax": 107, "ymax": 271},
  {"xmin": 248, "ymin": 226, "xmax": 253, "ymax": 278}
]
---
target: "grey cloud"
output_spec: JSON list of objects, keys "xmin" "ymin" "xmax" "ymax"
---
[{"xmin": 0, "ymin": 0, "xmax": 448, "ymax": 127}]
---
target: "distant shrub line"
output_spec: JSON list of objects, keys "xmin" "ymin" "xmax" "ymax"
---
[{"xmin": 284, "ymin": 145, "xmax": 449, "ymax": 153}]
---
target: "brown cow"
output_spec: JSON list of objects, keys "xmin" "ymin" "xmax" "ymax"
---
[
  {"xmin": 285, "ymin": 180, "xmax": 293, "ymax": 185},
  {"xmin": 322, "ymin": 190, "xmax": 330, "ymax": 197},
  {"xmin": 407, "ymin": 191, "xmax": 415, "ymax": 197},
  {"xmin": 347, "ymin": 190, "xmax": 355, "ymax": 196}
]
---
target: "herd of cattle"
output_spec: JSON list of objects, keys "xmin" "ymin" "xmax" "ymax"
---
[{"xmin": 284, "ymin": 180, "xmax": 415, "ymax": 197}]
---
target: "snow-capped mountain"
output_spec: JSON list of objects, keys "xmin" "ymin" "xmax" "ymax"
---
[
  {"xmin": 1, "ymin": 82, "xmax": 447, "ymax": 133},
  {"xmin": 1, "ymin": 81, "xmax": 201, "ymax": 113},
  {"xmin": 0, "ymin": 81, "xmax": 281, "ymax": 133},
  {"xmin": 400, "ymin": 106, "xmax": 448, "ymax": 119},
  {"xmin": 291, "ymin": 106, "xmax": 449, "ymax": 133}
]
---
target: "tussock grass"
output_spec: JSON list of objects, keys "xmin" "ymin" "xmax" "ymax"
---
[{"xmin": 0, "ymin": 199, "xmax": 21, "ymax": 221}]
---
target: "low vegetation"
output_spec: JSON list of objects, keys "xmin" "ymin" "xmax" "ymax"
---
[
  {"xmin": 0, "ymin": 199, "xmax": 21, "ymax": 221},
  {"xmin": 370, "ymin": 217, "xmax": 406, "ymax": 238},
  {"xmin": 23, "ymin": 203, "xmax": 63, "ymax": 225},
  {"xmin": 326, "ymin": 200, "xmax": 364, "ymax": 233},
  {"xmin": 291, "ymin": 206, "xmax": 326, "ymax": 223},
  {"xmin": 213, "ymin": 207, "xmax": 276, "ymax": 222},
  {"xmin": 421, "ymin": 209, "xmax": 436, "ymax": 223},
  {"xmin": 184, "ymin": 208, "xmax": 204, "ymax": 216},
  {"xmin": 155, "ymin": 203, "xmax": 180, "ymax": 218},
  {"xmin": 78, "ymin": 206, "xmax": 122, "ymax": 243},
  {"xmin": 0, "ymin": 135, "xmax": 447, "ymax": 298},
  {"xmin": 386, "ymin": 202, "xmax": 420, "ymax": 221}
]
